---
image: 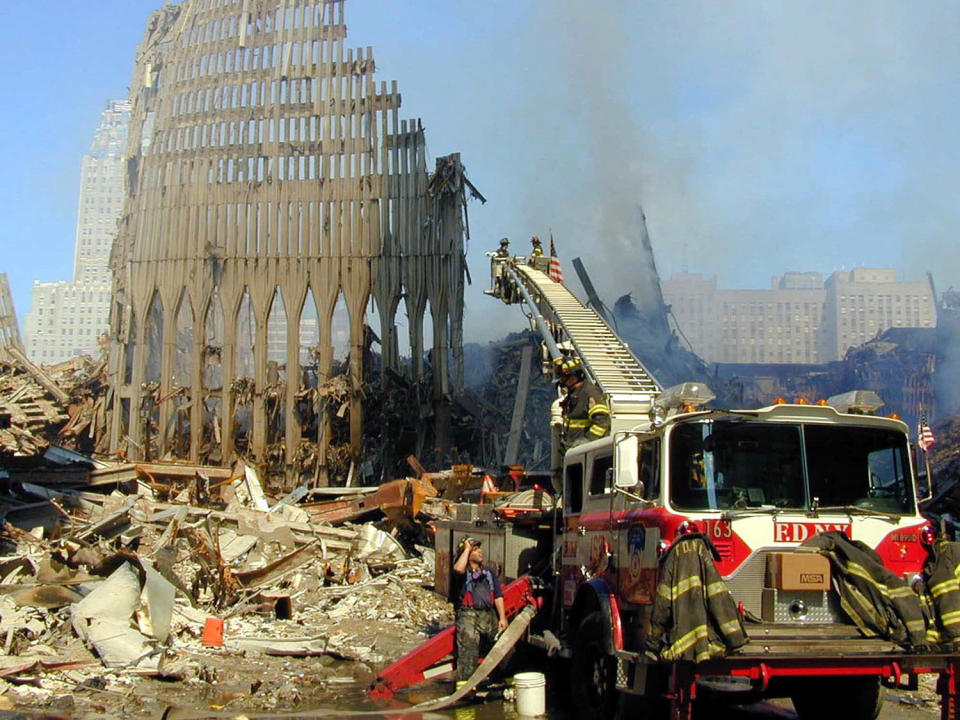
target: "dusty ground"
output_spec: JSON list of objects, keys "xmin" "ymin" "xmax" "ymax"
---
[
  {"xmin": 0, "ymin": 576, "xmax": 454, "ymax": 720},
  {"xmin": 2, "ymin": 628, "xmax": 435, "ymax": 719},
  {"xmin": 0, "ymin": 650, "xmax": 947, "ymax": 720}
]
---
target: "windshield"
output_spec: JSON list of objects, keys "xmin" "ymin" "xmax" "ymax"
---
[{"xmin": 669, "ymin": 419, "xmax": 914, "ymax": 514}]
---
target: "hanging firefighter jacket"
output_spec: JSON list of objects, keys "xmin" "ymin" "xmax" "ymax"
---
[
  {"xmin": 923, "ymin": 538, "xmax": 960, "ymax": 644},
  {"xmin": 803, "ymin": 531, "xmax": 931, "ymax": 649},
  {"xmin": 644, "ymin": 534, "xmax": 747, "ymax": 663}
]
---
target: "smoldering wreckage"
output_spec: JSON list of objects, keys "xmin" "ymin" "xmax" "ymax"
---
[
  {"xmin": 2, "ymin": 287, "xmax": 960, "ymax": 719},
  {"xmin": 0, "ymin": 339, "xmax": 560, "ymax": 719}
]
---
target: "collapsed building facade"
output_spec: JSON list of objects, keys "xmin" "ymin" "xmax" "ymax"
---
[
  {"xmin": 0, "ymin": 274, "xmax": 23, "ymax": 351},
  {"xmin": 106, "ymin": 0, "xmax": 475, "ymax": 484}
]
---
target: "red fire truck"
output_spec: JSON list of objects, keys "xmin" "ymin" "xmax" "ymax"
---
[{"xmin": 373, "ymin": 256, "xmax": 958, "ymax": 720}]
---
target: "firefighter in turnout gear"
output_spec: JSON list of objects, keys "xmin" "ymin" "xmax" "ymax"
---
[
  {"xmin": 529, "ymin": 235, "xmax": 544, "ymax": 258},
  {"xmin": 453, "ymin": 537, "xmax": 507, "ymax": 683},
  {"xmin": 492, "ymin": 238, "xmax": 513, "ymax": 300},
  {"xmin": 556, "ymin": 356, "xmax": 610, "ymax": 448}
]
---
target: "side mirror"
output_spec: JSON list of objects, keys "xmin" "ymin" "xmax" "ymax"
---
[
  {"xmin": 615, "ymin": 435, "xmax": 639, "ymax": 489},
  {"xmin": 914, "ymin": 443, "xmax": 933, "ymax": 503}
]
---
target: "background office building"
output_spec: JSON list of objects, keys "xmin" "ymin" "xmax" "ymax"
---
[
  {"xmin": 24, "ymin": 100, "xmax": 130, "ymax": 362},
  {"xmin": 662, "ymin": 269, "xmax": 936, "ymax": 365}
]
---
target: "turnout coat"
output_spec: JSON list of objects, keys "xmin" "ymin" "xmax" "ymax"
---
[{"xmin": 644, "ymin": 534, "xmax": 748, "ymax": 663}]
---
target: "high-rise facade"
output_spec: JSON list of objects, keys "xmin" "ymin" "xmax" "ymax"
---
[
  {"xmin": 821, "ymin": 268, "xmax": 935, "ymax": 360},
  {"xmin": 74, "ymin": 101, "xmax": 129, "ymax": 285},
  {"xmin": 24, "ymin": 100, "xmax": 130, "ymax": 362},
  {"xmin": 663, "ymin": 269, "xmax": 936, "ymax": 365},
  {"xmin": 105, "ymin": 1, "xmax": 473, "ymax": 482}
]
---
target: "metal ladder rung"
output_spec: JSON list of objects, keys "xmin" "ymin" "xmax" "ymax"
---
[
  {"xmin": 579, "ymin": 356, "xmax": 640, "ymax": 365},
  {"xmin": 513, "ymin": 267, "xmax": 659, "ymax": 399}
]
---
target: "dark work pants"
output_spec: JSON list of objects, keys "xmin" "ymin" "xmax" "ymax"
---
[{"xmin": 456, "ymin": 607, "xmax": 499, "ymax": 681}]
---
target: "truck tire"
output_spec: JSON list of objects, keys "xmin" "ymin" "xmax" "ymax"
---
[
  {"xmin": 791, "ymin": 677, "xmax": 883, "ymax": 720},
  {"xmin": 571, "ymin": 611, "xmax": 618, "ymax": 720}
]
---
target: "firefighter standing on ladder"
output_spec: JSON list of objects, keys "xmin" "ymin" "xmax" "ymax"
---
[
  {"xmin": 529, "ymin": 235, "xmax": 544, "ymax": 259},
  {"xmin": 492, "ymin": 238, "xmax": 512, "ymax": 300},
  {"xmin": 557, "ymin": 356, "xmax": 610, "ymax": 447}
]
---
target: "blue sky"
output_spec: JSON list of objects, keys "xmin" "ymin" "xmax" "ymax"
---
[{"xmin": 2, "ymin": 1, "xmax": 958, "ymax": 342}]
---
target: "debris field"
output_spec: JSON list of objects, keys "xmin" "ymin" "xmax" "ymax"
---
[{"xmin": 0, "ymin": 446, "xmax": 481, "ymax": 718}]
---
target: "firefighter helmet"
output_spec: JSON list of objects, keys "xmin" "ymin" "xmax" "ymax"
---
[
  {"xmin": 457, "ymin": 537, "xmax": 481, "ymax": 554},
  {"xmin": 531, "ymin": 236, "xmax": 542, "ymax": 246},
  {"xmin": 500, "ymin": 237, "xmax": 509, "ymax": 247},
  {"xmin": 555, "ymin": 355, "xmax": 584, "ymax": 381}
]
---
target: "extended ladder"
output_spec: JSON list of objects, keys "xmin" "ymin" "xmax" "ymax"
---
[{"xmin": 497, "ymin": 261, "xmax": 660, "ymax": 430}]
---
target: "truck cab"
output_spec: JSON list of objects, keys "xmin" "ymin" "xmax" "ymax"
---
[
  {"xmin": 559, "ymin": 387, "xmax": 935, "ymax": 718},
  {"xmin": 441, "ymin": 253, "xmax": 952, "ymax": 719}
]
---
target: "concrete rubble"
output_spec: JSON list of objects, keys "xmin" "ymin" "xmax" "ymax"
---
[
  {"xmin": 0, "ymin": 347, "xmax": 106, "ymax": 459},
  {"xmin": 917, "ymin": 413, "xmax": 960, "ymax": 535},
  {"xmin": 0, "ymin": 449, "xmax": 479, "ymax": 717},
  {"xmin": 0, "ymin": 349, "xmax": 557, "ymax": 718}
]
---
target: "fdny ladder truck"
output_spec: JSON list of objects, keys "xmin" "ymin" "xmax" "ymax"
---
[{"xmin": 372, "ymin": 254, "xmax": 960, "ymax": 720}]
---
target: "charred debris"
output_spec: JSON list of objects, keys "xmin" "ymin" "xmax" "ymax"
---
[
  {"xmin": 0, "ymin": 275, "xmax": 956, "ymax": 714},
  {"xmin": 0, "ymin": 403, "xmax": 554, "ymax": 715},
  {"xmin": 0, "ymin": 322, "xmax": 560, "ymax": 711}
]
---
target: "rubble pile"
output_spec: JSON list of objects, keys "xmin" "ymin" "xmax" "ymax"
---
[
  {"xmin": 0, "ymin": 322, "xmax": 551, "ymax": 502},
  {"xmin": 920, "ymin": 413, "xmax": 960, "ymax": 530},
  {"xmin": 612, "ymin": 293, "xmax": 725, "ymax": 397},
  {"xmin": 289, "ymin": 339, "xmax": 505, "ymax": 486},
  {"xmin": 931, "ymin": 415, "xmax": 960, "ymax": 480},
  {"xmin": 0, "ymin": 460, "xmax": 458, "ymax": 718},
  {"xmin": 460, "ymin": 331, "xmax": 556, "ymax": 471},
  {"xmin": 0, "ymin": 348, "xmax": 107, "ymax": 458},
  {"xmin": 714, "ymin": 327, "xmax": 938, "ymax": 429},
  {"xmin": 330, "ymin": 329, "xmax": 558, "ymax": 479}
]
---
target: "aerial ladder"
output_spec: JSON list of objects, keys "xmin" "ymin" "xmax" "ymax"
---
[
  {"xmin": 488, "ymin": 255, "xmax": 661, "ymax": 434},
  {"xmin": 373, "ymin": 254, "xmax": 960, "ymax": 720},
  {"xmin": 371, "ymin": 256, "xmax": 656, "ymax": 698}
]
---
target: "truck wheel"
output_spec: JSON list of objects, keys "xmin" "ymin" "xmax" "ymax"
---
[
  {"xmin": 571, "ymin": 611, "xmax": 617, "ymax": 720},
  {"xmin": 791, "ymin": 677, "xmax": 883, "ymax": 720}
]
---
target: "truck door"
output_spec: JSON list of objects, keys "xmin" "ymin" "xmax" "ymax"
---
[
  {"xmin": 617, "ymin": 437, "xmax": 661, "ymax": 605},
  {"xmin": 582, "ymin": 452, "xmax": 615, "ymax": 581}
]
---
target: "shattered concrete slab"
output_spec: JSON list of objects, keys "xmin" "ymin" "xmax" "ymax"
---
[{"xmin": 70, "ymin": 562, "xmax": 161, "ymax": 670}]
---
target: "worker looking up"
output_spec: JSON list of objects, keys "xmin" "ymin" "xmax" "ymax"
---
[
  {"xmin": 529, "ymin": 236, "xmax": 544, "ymax": 258},
  {"xmin": 453, "ymin": 537, "xmax": 507, "ymax": 684},
  {"xmin": 557, "ymin": 356, "xmax": 610, "ymax": 447}
]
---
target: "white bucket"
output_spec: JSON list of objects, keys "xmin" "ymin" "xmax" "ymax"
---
[{"xmin": 513, "ymin": 671, "xmax": 546, "ymax": 717}]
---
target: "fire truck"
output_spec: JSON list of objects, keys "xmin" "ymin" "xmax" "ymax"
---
[{"xmin": 372, "ymin": 255, "xmax": 960, "ymax": 720}]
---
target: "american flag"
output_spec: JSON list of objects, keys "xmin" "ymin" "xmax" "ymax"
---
[
  {"xmin": 918, "ymin": 415, "xmax": 936, "ymax": 452},
  {"xmin": 549, "ymin": 235, "xmax": 563, "ymax": 283}
]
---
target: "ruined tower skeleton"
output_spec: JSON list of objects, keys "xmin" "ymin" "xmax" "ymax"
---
[{"xmin": 106, "ymin": 0, "xmax": 473, "ymax": 482}]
